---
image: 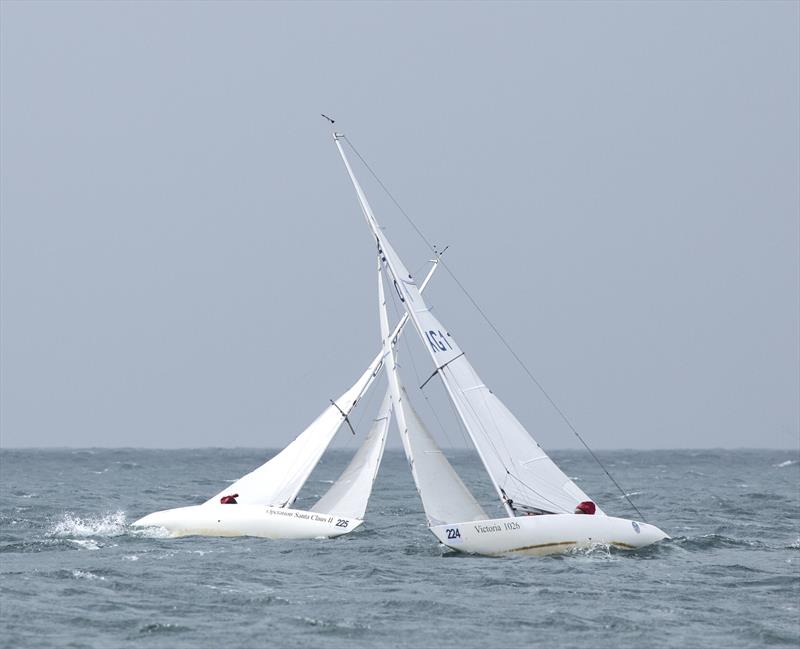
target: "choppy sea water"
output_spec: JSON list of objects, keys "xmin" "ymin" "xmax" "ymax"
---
[{"xmin": 1, "ymin": 448, "xmax": 798, "ymax": 648}]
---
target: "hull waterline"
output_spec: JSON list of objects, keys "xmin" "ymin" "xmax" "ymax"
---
[
  {"xmin": 131, "ymin": 504, "xmax": 362, "ymax": 540},
  {"xmin": 431, "ymin": 514, "xmax": 669, "ymax": 557}
]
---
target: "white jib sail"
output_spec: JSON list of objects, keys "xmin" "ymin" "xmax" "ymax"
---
[
  {"xmin": 205, "ymin": 253, "xmax": 440, "ymax": 509},
  {"xmin": 396, "ymin": 386, "xmax": 489, "ymax": 526},
  {"xmin": 205, "ymin": 360, "xmax": 382, "ymax": 508},
  {"xmin": 379, "ymin": 266, "xmax": 487, "ymax": 526},
  {"xmin": 310, "ymin": 388, "xmax": 392, "ymax": 520},
  {"xmin": 335, "ymin": 135, "xmax": 598, "ymax": 516}
]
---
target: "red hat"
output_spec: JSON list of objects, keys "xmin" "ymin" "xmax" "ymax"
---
[{"xmin": 575, "ymin": 500, "xmax": 596, "ymax": 515}]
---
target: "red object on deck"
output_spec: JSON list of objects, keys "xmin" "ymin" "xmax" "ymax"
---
[
  {"xmin": 220, "ymin": 494, "xmax": 239, "ymax": 505},
  {"xmin": 575, "ymin": 500, "xmax": 596, "ymax": 515}
]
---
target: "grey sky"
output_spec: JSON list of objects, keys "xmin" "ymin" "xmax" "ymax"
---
[{"xmin": 1, "ymin": 1, "xmax": 797, "ymax": 450}]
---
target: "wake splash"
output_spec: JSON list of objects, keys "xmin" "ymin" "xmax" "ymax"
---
[
  {"xmin": 564, "ymin": 542, "xmax": 615, "ymax": 559},
  {"xmin": 48, "ymin": 511, "xmax": 127, "ymax": 538},
  {"xmin": 45, "ymin": 511, "xmax": 170, "ymax": 541}
]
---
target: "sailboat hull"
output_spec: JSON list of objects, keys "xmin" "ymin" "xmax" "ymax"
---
[
  {"xmin": 131, "ymin": 505, "xmax": 362, "ymax": 540},
  {"xmin": 431, "ymin": 514, "xmax": 669, "ymax": 557}
]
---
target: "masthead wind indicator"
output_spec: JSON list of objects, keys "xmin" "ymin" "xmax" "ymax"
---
[{"xmin": 321, "ymin": 114, "xmax": 336, "ymax": 124}]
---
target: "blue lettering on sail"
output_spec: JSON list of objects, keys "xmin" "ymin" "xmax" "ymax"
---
[
  {"xmin": 426, "ymin": 330, "xmax": 453, "ymax": 353},
  {"xmin": 426, "ymin": 330, "xmax": 440, "ymax": 353}
]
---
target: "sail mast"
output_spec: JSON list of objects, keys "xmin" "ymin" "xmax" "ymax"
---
[
  {"xmin": 335, "ymin": 134, "xmax": 601, "ymax": 517},
  {"xmin": 334, "ymin": 134, "xmax": 515, "ymax": 517}
]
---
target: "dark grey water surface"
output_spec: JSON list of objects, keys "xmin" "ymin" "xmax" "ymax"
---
[{"xmin": 1, "ymin": 449, "xmax": 798, "ymax": 648}]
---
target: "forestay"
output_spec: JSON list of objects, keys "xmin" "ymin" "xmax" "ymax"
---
[
  {"xmin": 335, "ymin": 135, "xmax": 599, "ymax": 516},
  {"xmin": 311, "ymin": 389, "xmax": 392, "ymax": 520}
]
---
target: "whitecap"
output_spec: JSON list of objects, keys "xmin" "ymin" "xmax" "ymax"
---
[
  {"xmin": 296, "ymin": 616, "xmax": 370, "ymax": 631},
  {"xmin": 775, "ymin": 460, "xmax": 797, "ymax": 468},
  {"xmin": 71, "ymin": 569, "xmax": 105, "ymax": 580},
  {"xmin": 67, "ymin": 539, "xmax": 101, "ymax": 550}
]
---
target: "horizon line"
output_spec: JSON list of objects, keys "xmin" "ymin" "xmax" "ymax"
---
[{"xmin": 1, "ymin": 445, "xmax": 797, "ymax": 452}]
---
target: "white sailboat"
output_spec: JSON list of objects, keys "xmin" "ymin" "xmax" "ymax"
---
[
  {"xmin": 131, "ymin": 263, "xmax": 438, "ymax": 539},
  {"xmin": 335, "ymin": 132, "xmax": 669, "ymax": 556}
]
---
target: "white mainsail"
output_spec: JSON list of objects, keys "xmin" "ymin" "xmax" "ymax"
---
[
  {"xmin": 379, "ymin": 266, "xmax": 487, "ymax": 526},
  {"xmin": 335, "ymin": 134, "xmax": 598, "ymax": 516},
  {"xmin": 311, "ymin": 389, "xmax": 392, "ymax": 520},
  {"xmin": 205, "ymin": 361, "xmax": 382, "ymax": 508},
  {"xmin": 205, "ymin": 255, "xmax": 439, "ymax": 509}
]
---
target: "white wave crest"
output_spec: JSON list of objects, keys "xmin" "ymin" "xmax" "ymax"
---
[
  {"xmin": 72, "ymin": 569, "xmax": 105, "ymax": 581},
  {"xmin": 775, "ymin": 460, "xmax": 797, "ymax": 468},
  {"xmin": 565, "ymin": 542, "xmax": 616, "ymax": 559},
  {"xmin": 49, "ymin": 511, "xmax": 127, "ymax": 538},
  {"xmin": 67, "ymin": 538, "xmax": 101, "ymax": 550}
]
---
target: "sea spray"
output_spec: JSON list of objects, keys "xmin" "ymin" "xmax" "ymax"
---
[{"xmin": 47, "ymin": 511, "xmax": 127, "ymax": 538}]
